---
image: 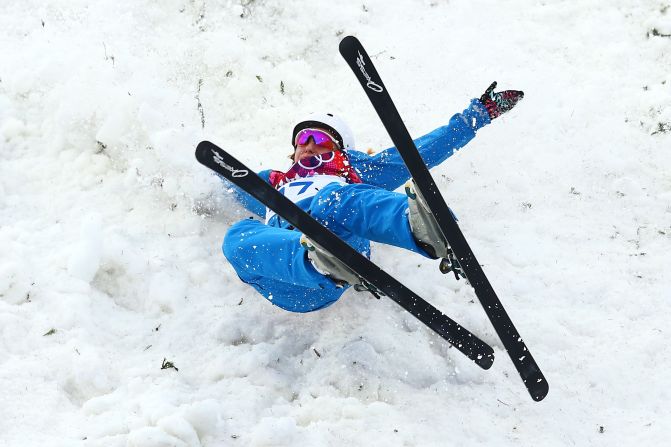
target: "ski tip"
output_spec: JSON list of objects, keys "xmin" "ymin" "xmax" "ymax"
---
[
  {"xmin": 530, "ymin": 379, "xmax": 549, "ymax": 402},
  {"xmin": 525, "ymin": 371, "xmax": 549, "ymax": 402},
  {"xmin": 476, "ymin": 352, "xmax": 495, "ymax": 370},
  {"xmin": 195, "ymin": 140, "xmax": 215, "ymax": 161},
  {"xmin": 196, "ymin": 140, "xmax": 213, "ymax": 150},
  {"xmin": 338, "ymin": 35, "xmax": 360, "ymax": 54}
]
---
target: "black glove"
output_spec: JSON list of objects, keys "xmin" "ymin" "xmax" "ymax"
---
[{"xmin": 479, "ymin": 81, "xmax": 524, "ymax": 119}]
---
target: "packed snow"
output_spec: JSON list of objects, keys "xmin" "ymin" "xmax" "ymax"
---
[{"xmin": 1, "ymin": 0, "xmax": 670, "ymax": 446}]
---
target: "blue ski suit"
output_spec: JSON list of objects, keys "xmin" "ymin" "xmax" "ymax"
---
[{"xmin": 223, "ymin": 100, "xmax": 490, "ymax": 312}]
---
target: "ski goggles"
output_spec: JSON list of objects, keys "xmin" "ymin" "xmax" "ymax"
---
[{"xmin": 294, "ymin": 128, "xmax": 341, "ymax": 151}]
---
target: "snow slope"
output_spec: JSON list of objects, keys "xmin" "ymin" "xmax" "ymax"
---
[{"xmin": 1, "ymin": 0, "xmax": 670, "ymax": 446}]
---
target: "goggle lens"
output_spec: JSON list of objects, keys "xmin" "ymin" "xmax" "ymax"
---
[{"xmin": 294, "ymin": 128, "xmax": 340, "ymax": 151}]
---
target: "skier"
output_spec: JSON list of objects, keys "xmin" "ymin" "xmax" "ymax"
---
[{"xmin": 223, "ymin": 82, "xmax": 524, "ymax": 312}]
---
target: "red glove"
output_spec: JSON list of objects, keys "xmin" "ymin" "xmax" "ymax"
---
[{"xmin": 479, "ymin": 81, "xmax": 524, "ymax": 119}]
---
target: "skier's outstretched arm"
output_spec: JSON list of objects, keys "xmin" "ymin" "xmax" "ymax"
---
[
  {"xmin": 220, "ymin": 169, "xmax": 272, "ymax": 218},
  {"xmin": 349, "ymin": 83, "xmax": 524, "ymax": 191}
]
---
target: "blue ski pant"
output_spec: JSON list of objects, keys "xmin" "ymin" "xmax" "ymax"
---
[{"xmin": 223, "ymin": 182, "xmax": 430, "ymax": 313}]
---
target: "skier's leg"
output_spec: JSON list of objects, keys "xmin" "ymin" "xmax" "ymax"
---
[
  {"xmin": 223, "ymin": 219, "xmax": 345, "ymax": 312},
  {"xmin": 224, "ymin": 218, "xmax": 337, "ymax": 288},
  {"xmin": 404, "ymin": 180, "xmax": 452, "ymax": 259},
  {"xmin": 309, "ymin": 182, "xmax": 432, "ymax": 257}
]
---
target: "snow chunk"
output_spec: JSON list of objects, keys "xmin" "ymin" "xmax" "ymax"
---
[
  {"xmin": 0, "ymin": 260, "xmax": 31, "ymax": 305},
  {"xmin": 67, "ymin": 213, "xmax": 103, "ymax": 283},
  {"xmin": 249, "ymin": 417, "xmax": 300, "ymax": 446},
  {"xmin": 156, "ymin": 415, "xmax": 201, "ymax": 447},
  {"xmin": 126, "ymin": 427, "xmax": 188, "ymax": 447},
  {"xmin": 1, "ymin": 117, "xmax": 27, "ymax": 141},
  {"xmin": 147, "ymin": 271, "xmax": 188, "ymax": 315}
]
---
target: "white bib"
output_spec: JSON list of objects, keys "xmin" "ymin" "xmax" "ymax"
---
[{"xmin": 265, "ymin": 175, "xmax": 347, "ymax": 224}]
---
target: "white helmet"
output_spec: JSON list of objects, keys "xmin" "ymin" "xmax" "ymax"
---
[{"xmin": 292, "ymin": 112, "xmax": 355, "ymax": 151}]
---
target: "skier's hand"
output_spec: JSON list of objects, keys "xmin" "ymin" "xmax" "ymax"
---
[{"xmin": 479, "ymin": 81, "xmax": 524, "ymax": 120}]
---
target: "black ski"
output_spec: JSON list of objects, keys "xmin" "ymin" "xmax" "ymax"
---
[
  {"xmin": 195, "ymin": 141, "xmax": 494, "ymax": 370},
  {"xmin": 339, "ymin": 35, "xmax": 548, "ymax": 402}
]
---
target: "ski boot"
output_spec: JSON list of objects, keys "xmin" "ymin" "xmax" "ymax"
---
[
  {"xmin": 405, "ymin": 180, "xmax": 466, "ymax": 281},
  {"xmin": 300, "ymin": 235, "xmax": 384, "ymax": 298}
]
